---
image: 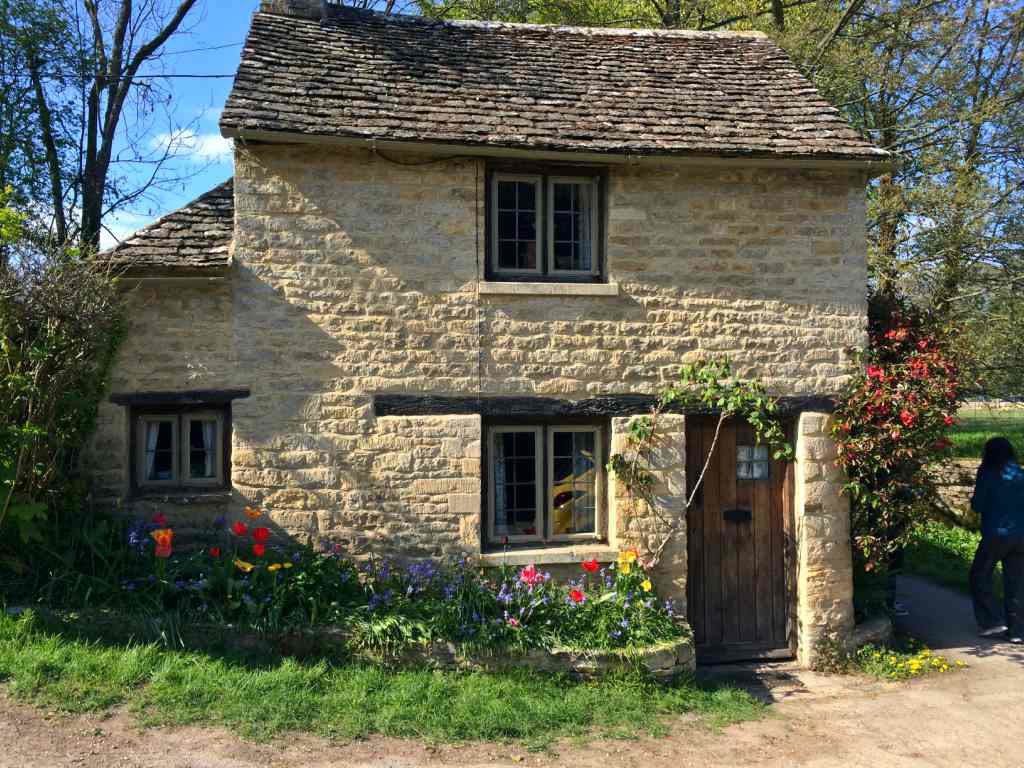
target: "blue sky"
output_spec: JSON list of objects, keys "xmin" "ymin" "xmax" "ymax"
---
[{"xmin": 101, "ymin": 0, "xmax": 261, "ymax": 248}]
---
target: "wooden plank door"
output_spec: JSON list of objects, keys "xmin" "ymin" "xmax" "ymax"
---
[{"xmin": 686, "ymin": 417, "xmax": 794, "ymax": 663}]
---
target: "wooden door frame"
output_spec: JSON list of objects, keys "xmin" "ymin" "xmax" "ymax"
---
[{"xmin": 686, "ymin": 416, "xmax": 798, "ymax": 665}]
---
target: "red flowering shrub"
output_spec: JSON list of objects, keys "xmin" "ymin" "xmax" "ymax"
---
[{"xmin": 832, "ymin": 292, "xmax": 968, "ymax": 569}]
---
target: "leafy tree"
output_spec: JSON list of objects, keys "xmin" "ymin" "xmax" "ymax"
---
[{"xmin": 1, "ymin": 0, "xmax": 203, "ymax": 254}]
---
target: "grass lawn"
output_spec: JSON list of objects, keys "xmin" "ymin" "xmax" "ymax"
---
[
  {"xmin": 0, "ymin": 611, "xmax": 760, "ymax": 749},
  {"xmin": 904, "ymin": 520, "xmax": 996, "ymax": 597},
  {"xmin": 950, "ymin": 408, "xmax": 1024, "ymax": 460}
]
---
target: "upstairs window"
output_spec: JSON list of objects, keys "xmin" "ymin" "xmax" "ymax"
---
[{"xmin": 488, "ymin": 167, "xmax": 605, "ymax": 282}]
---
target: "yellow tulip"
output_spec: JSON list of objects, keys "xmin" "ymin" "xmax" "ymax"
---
[
  {"xmin": 641, "ymin": 579, "xmax": 652, "ymax": 592},
  {"xmin": 283, "ymin": 562, "xmax": 294, "ymax": 569},
  {"xmin": 620, "ymin": 562, "xmax": 631, "ymax": 575},
  {"xmin": 267, "ymin": 563, "xmax": 282, "ymax": 572},
  {"xmin": 234, "ymin": 558, "xmax": 255, "ymax": 573}
]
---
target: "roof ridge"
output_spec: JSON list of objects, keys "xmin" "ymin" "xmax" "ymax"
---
[{"xmin": 267, "ymin": 7, "xmax": 769, "ymax": 39}]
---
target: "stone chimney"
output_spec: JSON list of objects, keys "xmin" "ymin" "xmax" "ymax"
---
[{"xmin": 258, "ymin": 0, "xmax": 321, "ymax": 19}]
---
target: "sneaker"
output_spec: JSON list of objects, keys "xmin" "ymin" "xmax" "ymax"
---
[{"xmin": 979, "ymin": 625, "xmax": 1009, "ymax": 638}]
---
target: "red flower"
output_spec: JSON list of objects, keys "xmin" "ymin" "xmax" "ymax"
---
[
  {"xmin": 899, "ymin": 409, "xmax": 916, "ymax": 427},
  {"xmin": 232, "ymin": 521, "xmax": 248, "ymax": 537},
  {"xmin": 519, "ymin": 564, "xmax": 544, "ymax": 587},
  {"xmin": 917, "ymin": 339, "xmax": 929, "ymax": 351},
  {"xmin": 581, "ymin": 559, "xmax": 599, "ymax": 573},
  {"xmin": 151, "ymin": 528, "xmax": 173, "ymax": 559},
  {"xmin": 867, "ymin": 364, "xmax": 885, "ymax": 380},
  {"xmin": 152, "ymin": 512, "xmax": 167, "ymax": 526},
  {"xmin": 252, "ymin": 526, "xmax": 270, "ymax": 543},
  {"xmin": 209, "ymin": 546, "xmax": 221, "ymax": 558},
  {"xmin": 569, "ymin": 589, "xmax": 586, "ymax": 604},
  {"xmin": 943, "ymin": 414, "xmax": 955, "ymax": 426},
  {"xmin": 253, "ymin": 543, "xmax": 266, "ymax": 558}
]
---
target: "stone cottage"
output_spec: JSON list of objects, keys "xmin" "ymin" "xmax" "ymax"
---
[{"xmin": 95, "ymin": 0, "xmax": 888, "ymax": 666}]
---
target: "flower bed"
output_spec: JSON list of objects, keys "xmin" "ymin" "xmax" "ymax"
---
[{"xmin": 97, "ymin": 508, "xmax": 691, "ymax": 675}]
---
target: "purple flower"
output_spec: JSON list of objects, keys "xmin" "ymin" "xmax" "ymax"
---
[{"xmin": 213, "ymin": 515, "xmax": 227, "ymax": 529}]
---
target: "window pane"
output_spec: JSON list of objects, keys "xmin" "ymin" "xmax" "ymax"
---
[
  {"xmin": 517, "ymin": 181, "xmax": 535, "ymax": 209},
  {"xmin": 144, "ymin": 421, "xmax": 174, "ymax": 482},
  {"xmin": 498, "ymin": 241, "xmax": 517, "ymax": 270},
  {"xmin": 493, "ymin": 430, "xmax": 538, "ymax": 538},
  {"xmin": 551, "ymin": 429, "xmax": 597, "ymax": 536},
  {"xmin": 497, "ymin": 180, "xmax": 516, "ymax": 209},
  {"xmin": 518, "ymin": 241, "xmax": 537, "ymax": 270},
  {"xmin": 551, "ymin": 181, "xmax": 594, "ymax": 272},
  {"xmin": 752, "ymin": 461, "xmax": 770, "ymax": 480},
  {"xmin": 188, "ymin": 419, "xmax": 217, "ymax": 479},
  {"xmin": 517, "ymin": 211, "xmax": 536, "ymax": 240},
  {"xmin": 497, "ymin": 211, "xmax": 516, "ymax": 239}
]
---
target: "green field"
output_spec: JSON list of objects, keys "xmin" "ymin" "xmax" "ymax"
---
[{"xmin": 950, "ymin": 407, "xmax": 1024, "ymax": 460}]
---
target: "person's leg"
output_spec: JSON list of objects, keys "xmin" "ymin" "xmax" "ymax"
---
[
  {"xmin": 1002, "ymin": 537, "xmax": 1024, "ymax": 641},
  {"xmin": 971, "ymin": 536, "xmax": 1007, "ymax": 633}
]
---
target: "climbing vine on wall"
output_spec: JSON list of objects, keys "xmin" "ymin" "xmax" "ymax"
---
[{"xmin": 608, "ymin": 358, "xmax": 793, "ymax": 567}]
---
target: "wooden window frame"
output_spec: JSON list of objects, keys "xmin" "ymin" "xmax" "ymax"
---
[
  {"xmin": 485, "ymin": 163, "xmax": 608, "ymax": 284},
  {"xmin": 484, "ymin": 420, "xmax": 607, "ymax": 549},
  {"xmin": 130, "ymin": 404, "xmax": 231, "ymax": 496}
]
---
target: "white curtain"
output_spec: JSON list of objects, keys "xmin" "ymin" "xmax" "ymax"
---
[
  {"xmin": 145, "ymin": 422, "xmax": 160, "ymax": 480},
  {"xmin": 202, "ymin": 420, "xmax": 216, "ymax": 477}
]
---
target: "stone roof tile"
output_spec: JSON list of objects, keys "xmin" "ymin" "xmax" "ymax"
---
[
  {"xmin": 220, "ymin": 8, "xmax": 886, "ymax": 162},
  {"xmin": 102, "ymin": 179, "xmax": 233, "ymax": 273}
]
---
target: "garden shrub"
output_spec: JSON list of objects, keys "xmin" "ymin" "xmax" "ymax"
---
[
  {"xmin": 831, "ymin": 290, "xmax": 968, "ymax": 571},
  {"xmin": 0, "ymin": 204, "xmax": 124, "ymax": 568}
]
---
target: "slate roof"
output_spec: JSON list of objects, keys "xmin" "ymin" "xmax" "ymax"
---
[
  {"xmin": 220, "ymin": 8, "xmax": 886, "ymax": 162},
  {"xmin": 102, "ymin": 179, "xmax": 233, "ymax": 274}
]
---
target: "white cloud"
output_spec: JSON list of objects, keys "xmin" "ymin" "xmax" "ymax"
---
[{"xmin": 150, "ymin": 128, "xmax": 233, "ymax": 163}]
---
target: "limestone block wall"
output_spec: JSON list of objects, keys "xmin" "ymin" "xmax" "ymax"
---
[
  {"xmin": 87, "ymin": 279, "xmax": 236, "ymax": 523},
  {"xmin": 793, "ymin": 411, "xmax": 855, "ymax": 666},
  {"xmin": 93, "ymin": 145, "xmax": 866, "ymax": 604},
  {"xmin": 610, "ymin": 415, "xmax": 689, "ymax": 607}
]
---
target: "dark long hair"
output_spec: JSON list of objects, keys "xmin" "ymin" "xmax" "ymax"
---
[{"xmin": 981, "ymin": 437, "xmax": 1018, "ymax": 473}]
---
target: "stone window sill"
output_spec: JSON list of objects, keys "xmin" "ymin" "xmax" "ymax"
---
[
  {"xmin": 129, "ymin": 490, "xmax": 232, "ymax": 504},
  {"xmin": 478, "ymin": 282, "xmax": 620, "ymax": 297},
  {"xmin": 478, "ymin": 545, "xmax": 619, "ymax": 567}
]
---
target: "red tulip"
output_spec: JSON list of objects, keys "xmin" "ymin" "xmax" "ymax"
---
[
  {"xmin": 569, "ymin": 589, "xmax": 586, "ymax": 604},
  {"xmin": 252, "ymin": 527, "xmax": 270, "ymax": 543},
  {"xmin": 209, "ymin": 547, "xmax": 221, "ymax": 558},
  {"xmin": 253, "ymin": 543, "xmax": 266, "ymax": 558},
  {"xmin": 151, "ymin": 528, "xmax": 173, "ymax": 559},
  {"xmin": 232, "ymin": 521, "xmax": 247, "ymax": 537},
  {"xmin": 581, "ymin": 559, "xmax": 599, "ymax": 573}
]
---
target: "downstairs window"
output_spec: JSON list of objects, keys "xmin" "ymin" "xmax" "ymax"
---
[
  {"xmin": 486, "ymin": 423, "xmax": 606, "ymax": 546},
  {"xmin": 134, "ymin": 408, "xmax": 227, "ymax": 491}
]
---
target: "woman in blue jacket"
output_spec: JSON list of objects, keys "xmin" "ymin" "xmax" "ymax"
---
[{"xmin": 970, "ymin": 437, "xmax": 1024, "ymax": 643}]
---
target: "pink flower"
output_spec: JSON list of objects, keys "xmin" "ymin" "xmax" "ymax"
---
[
  {"xmin": 519, "ymin": 564, "xmax": 544, "ymax": 587},
  {"xmin": 867, "ymin": 364, "xmax": 885, "ymax": 380},
  {"xmin": 507, "ymin": 617, "xmax": 520, "ymax": 627},
  {"xmin": 899, "ymin": 409, "xmax": 916, "ymax": 428}
]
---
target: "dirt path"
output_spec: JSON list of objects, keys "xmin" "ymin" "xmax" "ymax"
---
[{"xmin": 2, "ymin": 577, "xmax": 1022, "ymax": 768}]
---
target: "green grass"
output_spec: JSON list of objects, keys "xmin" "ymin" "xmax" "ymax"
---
[
  {"xmin": 904, "ymin": 520, "xmax": 995, "ymax": 596},
  {"xmin": 950, "ymin": 409, "xmax": 1024, "ymax": 459},
  {"xmin": 0, "ymin": 612, "xmax": 760, "ymax": 749}
]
